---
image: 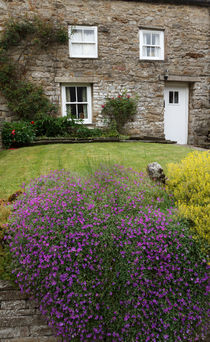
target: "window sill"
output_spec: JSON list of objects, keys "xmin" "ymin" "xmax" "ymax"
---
[
  {"xmin": 62, "ymin": 117, "xmax": 92, "ymax": 125},
  {"xmin": 69, "ymin": 56, "xmax": 98, "ymax": 59},
  {"xmin": 139, "ymin": 59, "xmax": 165, "ymax": 62}
]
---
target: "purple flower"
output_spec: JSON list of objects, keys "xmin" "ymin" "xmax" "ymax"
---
[{"xmin": 6, "ymin": 167, "xmax": 209, "ymax": 342}]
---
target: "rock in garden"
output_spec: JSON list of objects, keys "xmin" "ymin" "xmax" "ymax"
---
[{"xmin": 147, "ymin": 162, "xmax": 166, "ymax": 184}]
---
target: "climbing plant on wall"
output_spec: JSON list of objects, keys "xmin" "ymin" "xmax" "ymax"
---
[{"xmin": 0, "ymin": 17, "xmax": 68, "ymax": 120}]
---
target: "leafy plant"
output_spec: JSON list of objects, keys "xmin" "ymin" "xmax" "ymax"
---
[
  {"xmin": 0, "ymin": 16, "xmax": 68, "ymax": 120},
  {"xmin": 34, "ymin": 115, "xmax": 71, "ymax": 137},
  {"xmin": 4, "ymin": 82, "xmax": 56, "ymax": 120},
  {"xmin": 7, "ymin": 166, "xmax": 209, "ymax": 341},
  {"xmin": 34, "ymin": 114, "xmax": 103, "ymax": 138},
  {"xmin": 101, "ymin": 91, "xmax": 137, "ymax": 133},
  {"xmin": 167, "ymin": 151, "xmax": 210, "ymax": 256},
  {"xmin": 2, "ymin": 121, "xmax": 36, "ymax": 148},
  {"xmin": 0, "ymin": 17, "xmax": 68, "ymax": 50},
  {"xmin": 75, "ymin": 125, "xmax": 102, "ymax": 138},
  {"xmin": 102, "ymin": 119, "xmax": 120, "ymax": 137}
]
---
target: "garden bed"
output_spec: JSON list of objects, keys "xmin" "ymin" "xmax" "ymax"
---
[
  {"xmin": 0, "ymin": 151, "xmax": 209, "ymax": 341},
  {"xmin": 3, "ymin": 165, "xmax": 208, "ymax": 342}
]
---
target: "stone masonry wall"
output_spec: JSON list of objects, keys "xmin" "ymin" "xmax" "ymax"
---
[
  {"xmin": 0, "ymin": 0, "xmax": 209, "ymax": 145},
  {"xmin": 0, "ymin": 280, "xmax": 60, "ymax": 342}
]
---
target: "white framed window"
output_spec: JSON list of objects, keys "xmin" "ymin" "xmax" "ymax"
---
[
  {"xmin": 69, "ymin": 26, "xmax": 98, "ymax": 58},
  {"xmin": 139, "ymin": 29, "xmax": 164, "ymax": 60},
  {"xmin": 62, "ymin": 84, "xmax": 92, "ymax": 124},
  {"xmin": 169, "ymin": 91, "xmax": 179, "ymax": 105}
]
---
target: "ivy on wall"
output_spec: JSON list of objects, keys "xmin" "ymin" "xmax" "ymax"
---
[{"xmin": 0, "ymin": 17, "xmax": 68, "ymax": 120}]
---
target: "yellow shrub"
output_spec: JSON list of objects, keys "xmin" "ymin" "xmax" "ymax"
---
[{"xmin": 167, "ymin": 151, "xmax": 210, "ymax": 252}]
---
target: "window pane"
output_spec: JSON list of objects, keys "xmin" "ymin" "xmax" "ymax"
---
[
  {"xmin": 142, "ymin": 47, "xmax": 147, "ymax": 57},
  {"xmin": 83, "ymin": 44, "xmax": 95, "ymax": 57},
  {"xmin": 66, "ymin": 87, "xmax": 76, "ymax": 102},
  {"xmin": 144, "ymin": 33, "xmax": 151, "ymax": 45},
  {"xmin": 71, "ymin": 43, "xmax": 83, "ymax": 57},
  {"xmin": 151, "ymin": 47, "xmax": 155, "ymax": 57},
  {"xmin": 146, "ymin": 46, "xmax": 150, "ymax": 56},
  {"xmin": 84, "ymin": 29, "xmax": 95, "ymax": 42},
  {"xmin": 71, "ymin": 29, "xmax": 83, "ymax": 42},
  {"xmin": 174, "ymin": 92, "xmax": 179, "ymax": 104},
  {"xmin": 155, "ymin": 47, "xmax": 160, "ymax": 57},
  {"xmin": 78, "ymin": 104, "xmax": 88, "ymax": 119},
  {"xmin": 77, "ymin": 87, "xmax": 87, "ymax": 102},
  {"xmin": 152, "ymin": 33, "xmax": 160, "ymax": 46},
  {"xmin": 169, "ymin": 92, "xmax": 174, "ymax": 104},
  {"xmin": 66, "ymin": 104, "xmax": 77, "ymax": 118}
]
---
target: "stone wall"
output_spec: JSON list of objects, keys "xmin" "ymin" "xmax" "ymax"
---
[
  {"xmin": 0, "ymin": 280, "xmax": 60, "ymax": 342},
  {"xmin": 0, "ymin": 0, "xmax": 209, "ymax": 146}
]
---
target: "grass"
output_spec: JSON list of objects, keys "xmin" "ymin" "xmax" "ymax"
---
[{"xmin": 0, "ymin": 142, "xmax": 197, "ymax": 199}]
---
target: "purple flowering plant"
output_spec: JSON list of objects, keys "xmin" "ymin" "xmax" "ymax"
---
[{"xmin": 6, "ymin": 166, "xmax": 209, "ymax": 341}]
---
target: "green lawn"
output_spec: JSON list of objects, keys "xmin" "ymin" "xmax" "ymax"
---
[{"xmin": 0, "ymin": 142, "xmax": 196, "ymax": 199}]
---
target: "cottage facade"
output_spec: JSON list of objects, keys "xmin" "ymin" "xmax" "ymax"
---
[{"xmin": 0, "ymin": 0, "xmax": 209, "ymax": 146}]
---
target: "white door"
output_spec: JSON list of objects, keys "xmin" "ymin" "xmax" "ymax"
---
[{"xmin": 164, "ymin": 83, "xmax": 189, "ymax": 144}]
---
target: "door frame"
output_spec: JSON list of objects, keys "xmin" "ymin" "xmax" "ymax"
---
[{"xmin": 164, "ymin": 82, "xmax": 189, "ymax": 144}]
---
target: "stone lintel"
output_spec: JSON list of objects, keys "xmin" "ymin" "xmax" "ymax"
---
[
  {"xmin": 139, "ymin": 26, "xmax": 165, "ymax": 31},
  {"xmin": 159, "ymin": 75, "xmax": 200, "ymax": 82},
  {"xmin": 55, "ymin": 77, "xmax": 98, "ymax": 83}
]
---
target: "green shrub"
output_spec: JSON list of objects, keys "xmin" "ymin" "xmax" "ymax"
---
[
  {"xmin": 2, "ymin": 121, "xmax": 36, "ymax": 148},
  {"xmin": 0, "ymin": 17, "xmax": 68, "ymax": 51},
  {"xmin": 0, "ymin": 16, "xmax": 68, "ymax": 120},
  {"xmin": 35, "ymin": 115, "xmax": 103, "ymax": 138},
  {"xmin": 34, "ymin": 115, "xmax": 71, "ymax": 137},
  {"xmin": 3, "ymin": 82, "xmax": 57, "ymax": 120},
  {"xmin": 167, "ymin": 151, "xmax": 210, "ymax": 256},
  {"xmin": 75, "ymin": 125, "xmax": 102, "ymax": 138},
  {"xmin": 0, "ymin": 52, "xmax": 56, "ymax": 120},
  {"xmin": 0, "ymin": 54, "xmax": 16, "ymax": 85},
  {"xmin": 101, "ymin": 120, "xmax": 120, "ymax": 137},
  {"xmin": 0, "ymin": 20, "xmax": 35, "ymax": 50},
  {"xmin": 2, "ymin": 116, "xmax": 105, "ymax": 148},
  {"xmin": 101, "ymin": 91, "xmax": 137, "ymax": 133}
]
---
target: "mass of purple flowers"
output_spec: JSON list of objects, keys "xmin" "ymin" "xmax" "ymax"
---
[{"xmin": 7, "ymin": 166, "xmax": 209, "ymax": 341}]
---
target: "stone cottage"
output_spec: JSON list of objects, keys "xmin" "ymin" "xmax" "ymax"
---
[{"xmin": 0, "ymin": 0, "xmax": 209, "ymax": 147}]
